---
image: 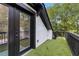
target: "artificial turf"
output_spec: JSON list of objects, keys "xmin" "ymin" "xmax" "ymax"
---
[{"xmin": 26, "ymin": 37, "xmax": 72, "ymax": 56}]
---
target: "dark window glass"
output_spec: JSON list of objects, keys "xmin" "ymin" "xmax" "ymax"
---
[
  {"xmin": 20, "ymin": 12, "xmax": 30, "ymax": 51},
  {"xmin": 0, "ymin": 4, "xmax": 8, "ymax": 56}
]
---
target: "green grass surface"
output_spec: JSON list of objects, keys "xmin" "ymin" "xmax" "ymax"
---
[{"xmin": 26, "ymin": 37, "xmax": 72, "ymax": 56}]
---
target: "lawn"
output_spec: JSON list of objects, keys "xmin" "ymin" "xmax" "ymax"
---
[{"xmin": 26, "ymin": 37, "xmax": 72, "ymax": 56}]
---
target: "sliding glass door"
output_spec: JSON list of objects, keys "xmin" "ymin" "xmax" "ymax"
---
[
  {"xmin": 20, "ymin": 12, "xmax": 30, "ymax": 52},
  {"xmin": 0, "ymin": 4, "xmax": 34, "ymax": 56},
  {"xmin": 0, "ymin": 4, "xmax": 8, "ymax": 56}
]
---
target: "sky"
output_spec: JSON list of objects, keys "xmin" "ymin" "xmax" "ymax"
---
[{"xmin": 44, "ymin": 3, "xmax": 54, "ymax": 8}]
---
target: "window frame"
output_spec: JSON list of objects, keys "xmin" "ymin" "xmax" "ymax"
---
[
  {"xmin": 19, "ymin": 10, "xmax": 31, "ymax": 53},
  {"xmin": 0, "ymin": 3, "xmax": 36, "ymax": 56}
]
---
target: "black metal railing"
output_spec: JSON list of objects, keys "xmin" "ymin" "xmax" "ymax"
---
[{"xmin": 65, "ymin": 32, "xmax": 79, "ymax": 56}]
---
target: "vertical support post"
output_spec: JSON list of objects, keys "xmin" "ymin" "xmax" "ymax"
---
[
  {"xmin": 8, "ymin": 6, "xmax": 15, "ymax": 56},
  {"xmin": 30, "ymin": 14, "xmax": 36, "ymax": 49},
  {"xmin": 14, "ymin": 8, "xmax": 20, "ymax": 56},
  {"xmin": 8, "ymin": 6, "xmax": 20, "ymax": 56}
]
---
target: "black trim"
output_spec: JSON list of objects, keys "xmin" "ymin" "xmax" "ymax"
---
[
  {"xmin": 14, "ymin": 8, "xmax": 20, "ymax": 56},
  {"xmin": 19, "ymin": 47, "xmax": 32, "ymax": 56},
  {"xmin": 7, "ymin": 3, "xmax": 35, "ymax": 15},
  {"xmin": 18, "ymin": 12, "xmax": 35, "ymax": 55},
  {"xmin": 43, "ymin": 4, "xmax": 53, "ymax": 30},
  {"xmin": 30, "ymin": 15, "xmax": 36, "ymax": 49},
  {"xmin": 7, "ymin": 3, "xmax": 36, "ymax": 56},
  {"xmin": 28, "ymin": 3, "xmax": 53, "ymax": 30},
  {"xmin": 27, "ymin": 3, "xmax": 42, "ymax": 12},
  {"xmin": 65, "ymin": 32, "xmax": 79, "ymax": 56},
  {"xmin": 8, "ymin": 6, "xmax": 16, "ymax": 56},
  {"xmin": 9, "ymin": 5, "xmax": 20, "ymax": 56}
]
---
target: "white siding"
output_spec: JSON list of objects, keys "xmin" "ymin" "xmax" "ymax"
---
[
  {"xmin": 47, "ymin": 30, "xmax": 52, "ymax": 40},
  {"xmin": 36, "ymin": 16, "xmax": 53, "ymax": 47}
]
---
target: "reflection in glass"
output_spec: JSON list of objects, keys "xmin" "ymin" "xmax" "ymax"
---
[
  {"xmin": 20, "ymin": 12, "xmax": 30, "ymax": 51},
  {"xmin": 0, "ymin": 4, "xmax": 8, "ymax": 56}
]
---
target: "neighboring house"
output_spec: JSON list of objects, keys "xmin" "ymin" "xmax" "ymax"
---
[{"xmin": 0, "ymin": 3, "xmax": 54, "ymax": 56}]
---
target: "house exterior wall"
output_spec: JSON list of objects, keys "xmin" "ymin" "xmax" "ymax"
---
[
  {"xmin": 47, "ymin": 30, "xmax": 53, "ymax": 40},
  {"xmin": 36, "ymin": 15, "xmax": 53, "ymax": 47}
]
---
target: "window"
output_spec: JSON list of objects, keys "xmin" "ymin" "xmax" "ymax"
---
[
  {"xmin": 0, "ymin": 3, "xmax": 35, "ymax": 56},
  {"xmin": 20, "ymin": 12, "xmax": 30, "ymax": 51},
  {"xmin": 0, "ymin": 4, "xmax": 8, "ymax": 56}
]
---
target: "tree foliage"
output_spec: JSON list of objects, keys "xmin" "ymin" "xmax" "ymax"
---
[{"xmin": 47, "ymin": 3, "xmax": 79, "ymax": 32}]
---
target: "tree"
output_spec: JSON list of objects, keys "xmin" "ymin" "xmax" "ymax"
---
[{"xmin": 47, "ymin": 3, "xmax": 79, "ymax": 33}]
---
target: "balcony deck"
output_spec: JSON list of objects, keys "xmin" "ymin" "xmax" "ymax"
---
[{"xmin": 25, "ymin": 37, "xmax": 72, "ymax": 56}]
